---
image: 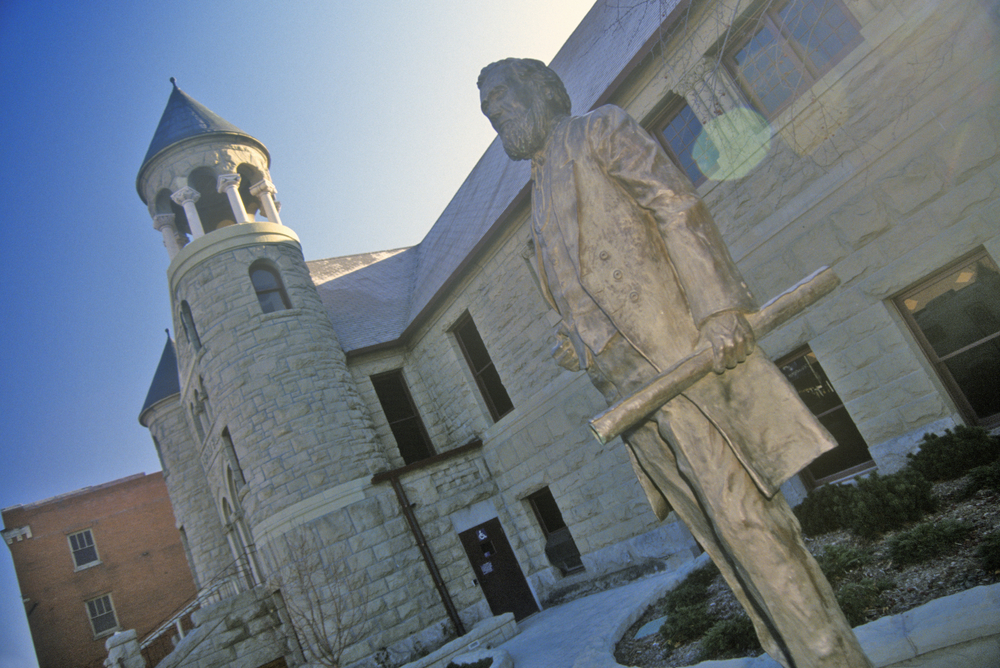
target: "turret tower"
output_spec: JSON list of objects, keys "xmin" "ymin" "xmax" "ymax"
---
[{"xmin": 136, "ymin": 80, "xmax": 386, "ymax": 604}]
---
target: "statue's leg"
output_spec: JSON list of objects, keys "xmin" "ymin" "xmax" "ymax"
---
[{"xmin": 630, "ymin": 398, "xmax": 871, "ymax": 668}]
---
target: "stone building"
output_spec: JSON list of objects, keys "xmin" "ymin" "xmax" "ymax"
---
[
  {"xmin": 134, "ymin": 1, "xmax": 999, "ymax": 666},
  {"xmin": 1, "ymin": 473, "xmax": 197, "ymax": 668}
]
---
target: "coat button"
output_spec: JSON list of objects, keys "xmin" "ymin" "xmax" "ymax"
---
[
  {"xmin": 599, "ymin": 250, "xmax": 610, "ymax": 260},
  {"xmin": 613, "ymin": 269, "xmax": 623, "ymax": 280},
  {"xmin": 629, "ymin": 291, "xmax": 640, "ymax": 302}
]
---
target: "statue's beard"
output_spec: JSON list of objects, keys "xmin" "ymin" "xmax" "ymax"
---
[{"xmin": 498, "ymin": 105, "xmax": 551, "ymax": 161}]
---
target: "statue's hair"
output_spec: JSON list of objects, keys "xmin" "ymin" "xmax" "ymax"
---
[{"xmin": 478, "ymin": 58, "xmax": 572, "ymax": 116}]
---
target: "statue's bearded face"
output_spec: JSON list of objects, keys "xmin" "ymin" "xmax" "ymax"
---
[{"xmin": 481, "ymin": 70, "xmax": 553, "ymax": 161}]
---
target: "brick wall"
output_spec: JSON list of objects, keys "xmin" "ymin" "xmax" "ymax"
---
[{"xmin": 2, "ymin": 473, "xmax": 197, "ymax": 668}]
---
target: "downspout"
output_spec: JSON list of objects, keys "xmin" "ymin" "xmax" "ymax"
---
[{"xmin": 371, "ymin": 440, "xmax": 482, "ymax": 637}]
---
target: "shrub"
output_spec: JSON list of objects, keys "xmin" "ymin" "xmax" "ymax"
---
[
  {"xmin": 962, "ymin": 459, "xmax": 1000, "ymax": 498},
  {"xmin": 660, "ymin": 604, "xmax": 717, "ymax": 646},
  {"xmin": 848, "ymin": 469, "xmax": 936, "ymax": 539},
  {"xmin": 793, "ymin": 482, "xmax": 856, "ymax": 536},
  {"xmin": 978, "ymin": 531, "xmax": 1000, "ymax": 572},
  {"xmin": 887, "ymin": 520, "xmax": 973, "ymax": 566},
  {"xmin": 836, "ymin": 578, "xmax": 894, "ymax": 627},
  {"xmin": 699, "ymin": 613, "xmax": 762, "ymax": 660},
  {"xmin": 446, "ymin": 659, "xmax": 491, "ymax": 668},
  {"xmin": 907, "ymin": 426, "xmax": 1000, "ymax": 481},
  {"xmin": 815, "ymin": 544, "xmax": 869, "ymax": 583},
  {"xmin": 664, "ymin": 562, "xmax": 718, "ymax": 613},
  {"xmin": 659, "ymin": 562, "xmax": 720, "ymax": 645}
]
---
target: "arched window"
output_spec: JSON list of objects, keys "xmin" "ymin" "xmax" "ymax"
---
[
  {"xmin": 249, "ymin": 261, "xmax": 291, "ymax": 313},
  {"xmin": 180, "ymin": 301, "xmax": 201, "ymax": 350}
]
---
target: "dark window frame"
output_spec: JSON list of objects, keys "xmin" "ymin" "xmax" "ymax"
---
[
  {"xmin": 452, "ymin": 313, "xmax": 514, "ymax": 422},
  {"xmin": 370, "ymin": 369, "xmax": 435, "ymax": 465},
  {"xmin": 723, "ymin": 0, "xmax": 862, "ymax": 118},
  {"xmin": 248, "ymin": 260, "xmax": 292, "ymax": 313},
  {"xmin": 893, "ymin": 249, "xmax": 1000, "ymax": 429}
]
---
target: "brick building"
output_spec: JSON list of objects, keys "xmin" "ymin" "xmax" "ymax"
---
[
  {"xmin": 131, "ymin": 1, "xmax": 999, "ymax": 667},
  {"xmin": 1, "ymin": 472, "xmax": 197, "ymax": 668}
]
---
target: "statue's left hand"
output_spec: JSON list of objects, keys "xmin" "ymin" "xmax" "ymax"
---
[{"xmin": 699, "ymin": 311, "xmax": 755, "ymax": 374}]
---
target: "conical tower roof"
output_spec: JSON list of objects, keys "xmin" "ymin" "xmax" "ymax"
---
[
  {"xmin": 139, "ymin": 333, "xmax": 181, "ymax": 422},
  {"xmin": 137, "ymin": 79, "xmax": 269, "ymax": 200}
]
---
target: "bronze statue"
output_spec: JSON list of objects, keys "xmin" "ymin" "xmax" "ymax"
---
[{"xmin": 479, "ymin": 58, "xmax": 872, "ymax": 668}]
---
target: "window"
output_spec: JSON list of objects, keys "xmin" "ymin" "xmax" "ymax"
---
[
  {"xmin": 725, "ymin": 0, "xmax": 861, "ymax": 117},
  {"xmin": 895, "ymin": 251, "xmax": 1000, "ymax": 428},
  {"xmin": 654, "ymin": 101, "xmax": 719, "ymax": 186},
  {"xmin": 777, "ymin": 348, "xmax": 873, "ymax": 486},
  {"xmin": 453, "ymin": 313, "xmax": 514, "ymax": 422},
  {"xmin": 222, "ymin": 428, "xmax": 246, "ymax": 492},
  {"xmin": 527, "ymin": 488, "xmax": 583, "ymax": 574},
  {"xmin": 371, "ymin": 370, "xmax": 434, "ymax": 465},
  {"xmin": 68, "ymin": 529, "xmax": 99, "ymax": 569},
  {"xmin": 249, "ymin": 261, "xmax": 291, "ymax": 313},
  {"xmin": 86, "ymin": 594, "xmax": 118, "ymax": 637},
  {"xmin": 180, "ymin": 300, "xmax": 201, "ymax": 350}
]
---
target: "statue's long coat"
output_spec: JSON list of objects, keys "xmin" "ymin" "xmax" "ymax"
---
[{"xmin": 530, "ymin": 105, "xmax": 835, "ymax": 519}]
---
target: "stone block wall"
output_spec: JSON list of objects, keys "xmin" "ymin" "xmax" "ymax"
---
[
  {"xmin": 615, "ymin": 0, "xmax": 999, "ymax": 484},
  {"xmin": 155, "ymin": 587, "xmax": 295, "ymax": 668},
  {"xmin": 142, "ymin": 397, "xmax": 229, "ymax": 591},
  {"xmin": 167, "ymin": 223, "xmax": 384, "ymax": 536}
]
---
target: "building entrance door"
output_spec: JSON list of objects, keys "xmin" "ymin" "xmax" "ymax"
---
[{"xmin": 458, "ymin": 518, "xmax": 538, "ymax": 621}]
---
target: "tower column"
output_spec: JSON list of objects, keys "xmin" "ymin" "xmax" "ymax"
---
[
  {"xmin": 250, "ymin": 179, "xmax": 283, "ymax": 226},
  {"xmin": 153, "ymin": 213, "xmax": 185, "ymax": 259},
  {"xmin": 171, "ymin": 187, "xmax": 205, "ymax": 238},
  {"xmin": 217, "ymin": 174, "xmax": 253, "ymax": 224}
]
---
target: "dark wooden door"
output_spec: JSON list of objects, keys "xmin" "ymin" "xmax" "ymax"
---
[{"xmin": 459, "ymin": 518, "xmax": 538, "ymax": 620}]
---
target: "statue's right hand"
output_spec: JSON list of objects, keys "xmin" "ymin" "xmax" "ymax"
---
[{"xmin": 552, "ymin": 329, "xmax": 582, "ymax": 372}]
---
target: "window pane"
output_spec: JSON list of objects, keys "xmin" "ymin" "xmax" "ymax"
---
[
  {"xmin": 733, "ymin": 27, "xmax": 801, "ymax": 114},
  {"xmin": 250, "ymin": 268, "xmax": 279, "ymax": 291},
  {"xmin": 456, "ymin": 318, "xmax": 492, "ymax": 373},
  {"xmin": 88, "ymin": 596, "xmax": 117, "ymax": 634},
  {"xmin": 778, "ymin": 349, "xmax": 872, "ymax": 482},
  {"xmin": 778, "ymin": 351, "xmax": 841, "ymax": 415},
  {"xmin": 70, "ymin": 530, "xmax": 99, "ymax": 567},
  {"xmin": 900, "ymin": 255, "xmax": 1000, "ymax": 424},
  {"xmin": 904, "ymin": 259, "xmax": 1000, "ymax": 357},
  {"xmin": 454, "ymin": 315, "xmax": 514, "ymax": 421},
  {"xmin": 780, "ymin": 0, "xmax": 858, "ymax": 71},
  {"xmin": 257, "ymin": 290, "xmax": 287, "ymax": 314},
  {"xmin": 661, "ymin": 104, "xmax": 717, "ymax": 184},
  {"xmin": 371, "ymin": 370, "xmax": 433, "ymax": 464}
]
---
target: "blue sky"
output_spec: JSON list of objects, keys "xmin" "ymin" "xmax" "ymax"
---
[{"xmin": 0, "ymin": 2, "xmax": 596, "ymax": 665}]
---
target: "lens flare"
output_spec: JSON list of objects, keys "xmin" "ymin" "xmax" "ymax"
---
[{"xmin": 695, "ymin": 107, "xmax": 772, "ymax": 181}]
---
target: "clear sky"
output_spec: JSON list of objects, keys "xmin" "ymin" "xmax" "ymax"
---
[{"xmin": 0, "ymin": 2, "xmax": 596, "ymax": 665}]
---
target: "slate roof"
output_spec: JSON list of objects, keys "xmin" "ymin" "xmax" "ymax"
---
[
  {"xmin": 312, "ymin": 1, "xmax": 675, "ymax": 353},
  {"xmin": 138, "ymin": 78, "xmax": 268, "ymax": 200},
  {"xmin": 139, "ymin": 334, "xmax": 181, "ymax": 420}
]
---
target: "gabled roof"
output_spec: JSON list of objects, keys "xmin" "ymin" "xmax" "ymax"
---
[
  {"xmin": 137, "ymin": 79, "xmax": 269, "ymax": 199},
  {"xmin": 139, "ymin": 334, "xmax": 181, "ymax": 421},
  {"xmin": 312, "ymin": 1, "xmax": 678, "ymax": 353}
]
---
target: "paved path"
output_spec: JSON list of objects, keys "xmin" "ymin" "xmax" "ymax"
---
[{"xmin": 495, "ymin": 557, "xmax": 706, "ymax": 668}]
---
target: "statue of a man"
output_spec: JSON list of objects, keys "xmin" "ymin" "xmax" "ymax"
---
[{"xmin": 479, "ymin": 58, "xmax": 872, "ymax": 668}]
